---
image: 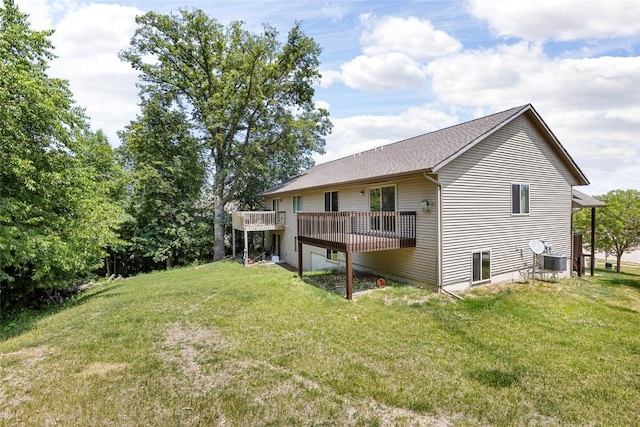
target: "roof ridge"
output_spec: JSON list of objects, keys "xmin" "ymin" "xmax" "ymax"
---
[{"xmin": 261, "ymin": 103, "xmax": 557, "ymax": 196}]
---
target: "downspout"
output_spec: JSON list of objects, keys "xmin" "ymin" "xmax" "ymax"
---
[{"xmin": 423, "ymin": 172, "xmax": 443, "ymax": 292}]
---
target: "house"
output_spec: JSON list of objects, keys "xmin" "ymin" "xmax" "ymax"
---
[{"xmin": 233, "ymin": 104, "xmax": 590, "ymax": 298}]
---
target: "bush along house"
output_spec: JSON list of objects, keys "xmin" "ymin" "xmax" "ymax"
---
[{"xmin": 233, "ymin": 104, "xmax": 590, "ymax": 299}]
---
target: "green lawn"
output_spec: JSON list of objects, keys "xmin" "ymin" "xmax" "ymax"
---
[{"xmin": 2, "ymin": 261, "xmax": 639, "ymax": 426}]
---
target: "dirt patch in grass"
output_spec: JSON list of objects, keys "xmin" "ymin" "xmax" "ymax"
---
[
  {"xmin": 0, "ymin": 345, "xmax": 57, "ymax": 420},
  {"xmin": 159, "ymin": 321, "xmax": 231, "ymax": 395},
  {"xmin": 157, "ymin": 321, "xmax": 460, "ymax": 425},
  {"xmin": 0, "ymin": 345, "xmax": 56, "ymax": 363},
  {"xmin": 79, "ymin": 362, "xmax": 128, "ymax": 377}
]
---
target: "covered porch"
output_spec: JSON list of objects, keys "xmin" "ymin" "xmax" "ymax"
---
[
  {"xmin": 572, "ymin": 189, "xmax": 607, "ymax": 276},
  {"xmin": 297, "ymin": 211, "xmax": 417, "ymax": 299},
  {"xmin": 232, "ymin": 211, "xmax": 285, "ymax": 264}
]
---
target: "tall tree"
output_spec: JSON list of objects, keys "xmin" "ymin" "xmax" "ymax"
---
[
  {"xmin": 121, "ymin": 9, "xmax": 331, "ymax": 260},
  {"xmin": 119, "ymin": 94, "xmax": 213, "ymax": 270},
  {"xmin": 0, "ymin": 1, "xmax": 123, "ymax": 312},
  {"xmin": 574, "ymin": 189, "xmax": 640, "ymax": 273}
]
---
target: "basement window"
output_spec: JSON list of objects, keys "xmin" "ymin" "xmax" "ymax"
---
[{"xmin": 472, "ymin": 250, "xmax": 491, "ymax": 283}]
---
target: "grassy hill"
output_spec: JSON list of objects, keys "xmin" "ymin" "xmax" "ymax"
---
[{"xmin": 1, "ymin": 261, "xmax": 639, "ymax": 426}]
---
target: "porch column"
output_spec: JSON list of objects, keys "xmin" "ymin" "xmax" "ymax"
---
[
  {"xmin": 232, "ymin": 228, "xmax": 236, "ymax": 258},
  {"xmin": 346, "ymin": 251, "xmax": 353, "ymax": 300}
]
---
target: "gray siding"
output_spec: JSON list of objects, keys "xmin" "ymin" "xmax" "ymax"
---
[{"xmin": 439, "ymin": 115, "xmax": 577, "ymax": 286}]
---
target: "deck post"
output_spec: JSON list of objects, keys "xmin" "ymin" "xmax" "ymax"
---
[
  {"xmin": 590, "ymin": 207, "xmax": 596, "ymax": 276},
  {"xmin": 297, "ymin": 240, "xmax": 303, "ymax": 277},
  {"xmin": 232, "ymin": 228, "xmax": 236, "ymax": 258},
  {"xmin": 244, "ymin": 230, "xmax": 248, "ymax": 266},
  {"xmin": 345, "ymin": 251, "xmax": 353, "ymax": 300}
]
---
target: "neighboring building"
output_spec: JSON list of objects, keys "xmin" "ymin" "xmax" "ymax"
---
[{"xmin": 233, "ymin": 104, "xmax": 590, "ymax": 298}]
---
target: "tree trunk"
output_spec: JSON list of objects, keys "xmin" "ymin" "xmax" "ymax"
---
[
  {"xmin": 616, "ymin": 254, "xmax": 622, "ymax": 273},
  {"xmin": 213, "ymin": 195, "xmax": 226, "ymax": 260}
]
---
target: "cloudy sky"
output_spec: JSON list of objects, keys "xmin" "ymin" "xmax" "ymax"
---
[{"xmin": 15, "ymin": 0, "xmax": 640, "ymax": 195}]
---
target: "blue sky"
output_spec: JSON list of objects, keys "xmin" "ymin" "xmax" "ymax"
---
[{"xmin": 15, "ymin": 0, "xmax": 640, "ymax": 195}]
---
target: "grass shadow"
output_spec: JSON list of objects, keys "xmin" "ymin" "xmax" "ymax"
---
[
  {"xmin": 1, "ymin": 281, "xmax": 124, "ymax": 341},
  {"xmin": 594, "ymin": 271, "xmax": 640, "ymax": 291},
  {"xmin": 1, "ymin": 305, "xmax": 66, "ymax": 341},
  {"xmin": 468, "ymin": 368, "xmax": 522, "ymax": 388}
]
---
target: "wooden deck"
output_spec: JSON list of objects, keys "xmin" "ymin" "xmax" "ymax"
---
[
  {"xmin": 297, "ymin": 211, "xmax": 417, "ymax": 300},
  {"xmin": 297, "ymin": 211, "xmax": 416, "ymax": 253},
  {"xmin": 232, "ymin": 211, "xmax": 285, "ymax": 231}
]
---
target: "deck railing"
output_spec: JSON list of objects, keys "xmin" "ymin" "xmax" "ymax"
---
[
  {"xmin": 297, "ymin": 211, "xmax": 416, "ymax": 253},
  {"xmin": 232, "ymin": 211, "xmax": 286, "ymax": 231}
]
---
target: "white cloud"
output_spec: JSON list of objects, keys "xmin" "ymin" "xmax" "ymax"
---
[
  {"xmin": 426, "ymin": 43, "xmax": 640, "ymax": 111},
  {"xmin": 323, "ymin": 14, "xmax": 461, "ymax": 91},
  {"xmin": 468, "ymin": 0, "xmax": 640, "ymax": 41},
  {"xmin": 315, "ymin": 100, "xmax": 331, "ymax": 111},
  {"xmin": 15, "ymin": 0, "xmax": 53, "ymax": 29},
  {"xmin": 48, "ymin": 3, "xmax": 143, "ymax": 145},
  {"xmin": 320, "ymin": 2, "xmax": 348, "ymax": 21},
  {"xmin": 317, "ymin": 106, "xmax": 459, "ymax": 162},
  {"xmin": 340, "ymin": 52, "xmax": 428, "ymax": 91},
  {"xmin": 319, "ymin": 69, "xmax": 342, "ymax": 87},
  {"xmin": 426, "ymin": 43, "xmax": 640, "ymax": 194},
  {"xmin": 360, "ymin": 14, "xmax": 462, "ymax": 60}
]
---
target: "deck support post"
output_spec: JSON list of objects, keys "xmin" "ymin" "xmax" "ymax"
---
[
  {"xmin": 590, "ymin": 207, "xmax": 596, "ymax": 276},
  {"xmin": 244, "ymin": 230, "xmax": 248, "ymax": 266},
  {"xmin": 297, "ymin": 240, "xmax": 303, "ymax": 277},
  {"xmin": 346, "ymin": 251, "xmax": 353, "ymax": 300},
  {"xmin": 232, "ymin": 228, "xmax": 236, "ymax": 258}
]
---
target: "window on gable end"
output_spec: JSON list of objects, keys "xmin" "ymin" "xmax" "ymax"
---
[{"xmin": 511, "ymin": 183, "xmax": 529, "ymax": 214}]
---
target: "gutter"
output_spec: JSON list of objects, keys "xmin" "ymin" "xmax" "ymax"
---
[{"xmin": 423, "ymin": 172, "xmax": 443, "ymax": 292}]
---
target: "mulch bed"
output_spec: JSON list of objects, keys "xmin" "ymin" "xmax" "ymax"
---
[{"xmin": 303, "ymin": 271, "xmax": 387, "ymax": 296}]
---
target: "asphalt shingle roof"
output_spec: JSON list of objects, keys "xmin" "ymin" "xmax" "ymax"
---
[
  {"xmin": 572, "ymin": 189, "xmax": 607, "ymax": 208},
  {"xmin": 263, "ymin": 104, "xmax": 586, "ymax": 195}
]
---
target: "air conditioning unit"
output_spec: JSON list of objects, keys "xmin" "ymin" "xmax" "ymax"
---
[{"xmin": 537, "ymin": 253, "xmax": 567, "ymax": 272}]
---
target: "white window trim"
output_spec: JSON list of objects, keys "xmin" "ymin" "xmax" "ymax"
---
[
  {"xmin": 368, "ymin": 183, "xmax": 398, "ymax": 212},
  {"xmin": 367, "ymin": 184, "xmax": 398, "ymax": 235},
  {"xmin": 471, "ymin": 249, "xmax": 492, "ymax": 284},
  {"xmin": 324, "ymin": 190, "xmax": 339, "ymax": 212},
  {"xmin": 511, "ymin": 182, "xmax": 530, "ymax": 216},
  {"xmin": 326, "ymin": 248, "xmax": 339, "ymax": 262}
]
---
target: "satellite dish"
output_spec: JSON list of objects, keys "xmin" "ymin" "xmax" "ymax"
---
[{"xmin": 529, "ymin": 239, "xmax": 546, "ymax": 255}]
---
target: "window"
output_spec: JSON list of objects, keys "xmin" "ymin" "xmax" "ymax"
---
[
  {"xmin": 293, "ymin": 195, "xmax": 302, "ymax": 213},
  {"xmin": 369, "ymin": 186, "xmax": 395, "ymax": 212},
  {"xmin": 324, "ymin": 191, "xmax": 338, "ymax": 212},
  {"xmin": 511, "ymin": 183, "xmax": 529, "ymax": 214},
  {"xmin": 370, "ymin": 185, "xmax": 396, "ymax": 231},
  {"xmin": 326, "ymin": 249, "xmax": 338, "ymax": 261},
  {"xmin": 272, "ymin": 198, "xmax": 280, "ymax": 212},
  {"xmin": 472, "ymin": 250, "xmax": 491, "ymax": 283},
  {"xmin": 294, "ymin": 237, "xmax": 298, "ymax": 252}
]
